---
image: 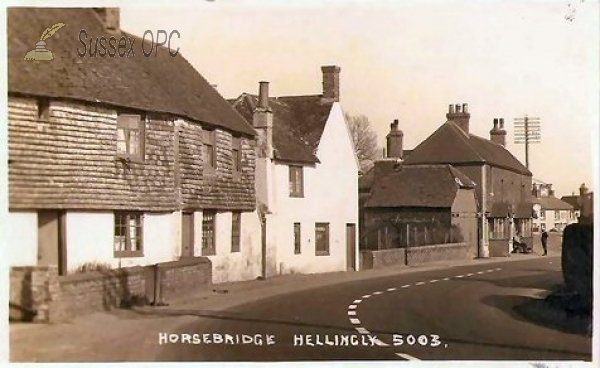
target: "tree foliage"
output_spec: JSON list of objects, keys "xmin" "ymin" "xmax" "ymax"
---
[{"xmin": 345, "ymin": 113, "xmax": 379, "ymax": 172}]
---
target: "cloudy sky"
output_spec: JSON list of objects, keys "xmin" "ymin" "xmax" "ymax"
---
[{"xmin": 121, "ymin": 0, "xmax": 598, "ymax": 197}]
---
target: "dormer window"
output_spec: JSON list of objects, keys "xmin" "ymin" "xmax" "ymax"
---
[{"xmin": 116, "ymin": 113, "xmax": 145, "ymax": 162}]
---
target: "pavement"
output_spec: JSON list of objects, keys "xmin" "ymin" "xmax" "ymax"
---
[{"xmin": 9, "ymin": 234, "xmax": 564, "ymax": 362}]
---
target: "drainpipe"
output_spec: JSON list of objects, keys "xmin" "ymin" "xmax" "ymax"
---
[{"xmin": 479, "ymin": 165, "xmax": 490, "ymax": 258}]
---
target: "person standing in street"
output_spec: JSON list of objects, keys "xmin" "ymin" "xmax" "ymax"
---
[{"xmin": 541, "ymin": 230, "xmax": 548, "ymax": 256}]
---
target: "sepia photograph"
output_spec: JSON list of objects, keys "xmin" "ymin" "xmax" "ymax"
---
[{"xmin": 2, "ymin": 0, "xmax": 598, "ymax": 365}]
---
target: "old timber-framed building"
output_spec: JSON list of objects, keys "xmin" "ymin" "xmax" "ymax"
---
[{"xmin": 8, "ymin": 8, "xmax": 262, "ymax": 283}]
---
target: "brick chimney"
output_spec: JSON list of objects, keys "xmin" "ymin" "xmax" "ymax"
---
[
  {"xmin": 94, "ymin": 8, "xmax": 120, "ymax": 32},
  {"xmin": 386, "ymin": 119, "xmax": 404, "ymax": 159},
  {"xmin": 490, "ymin": 118, "xmax": 507, "ymax": 146},
  {"xmin": 253, "ymin": 82, "xmax": 273, "ymax": 159},
  {"xmin": 446, "ymin": 103, "xmax": 470, "ymax": 134},
  {"xmin": 321, "ymin": 65, "xmax": 340, "ymax": 102},
  {"xmin": 580, "ymin": 183, "xmax": 589, "ymax": 197}
]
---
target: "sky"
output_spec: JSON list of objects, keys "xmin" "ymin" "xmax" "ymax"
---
[{"xmin": 117, "ymin": 0, "xmax": 598, "ymax": 197}]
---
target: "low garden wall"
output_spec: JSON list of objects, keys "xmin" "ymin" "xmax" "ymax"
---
[
  {"xmin": 9, "ymin": 257, "xmax": 212, "ymax": 323},
  {"xmin": 360, "ymin": 242, "xmax": 469, "ymax": 270}
]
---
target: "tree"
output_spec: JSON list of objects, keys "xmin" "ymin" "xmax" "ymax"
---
[{"xmin": 345, "ymin": 113, "xmax": 380, "ymax": 172}]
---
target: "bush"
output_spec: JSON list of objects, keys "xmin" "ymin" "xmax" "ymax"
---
[{"xmin": 73, "ymin": 262, "xmax": 112, "ymax": 274}]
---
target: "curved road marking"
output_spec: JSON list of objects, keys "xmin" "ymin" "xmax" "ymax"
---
[{"xmin": 346, "ymin": 267, "xmax": 503, "ymax": 360}]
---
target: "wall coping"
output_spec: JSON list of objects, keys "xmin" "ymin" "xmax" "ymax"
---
[
  {"xmin": 59, "ymin": 266, "xmax": 145, "ymax": 284},
  {"xmin": 362, "ymin": 242, "xmax": 467, "ymax": 254},
  {"xmin": 157, "ymin": 256, "xmax": 211, "ymax": 270}
]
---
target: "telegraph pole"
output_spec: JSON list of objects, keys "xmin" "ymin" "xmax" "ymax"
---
[{"xmin": 514, "ymin": 115, "xmax": 541, "ymax": 170}]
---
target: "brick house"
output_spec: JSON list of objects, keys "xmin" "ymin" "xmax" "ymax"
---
[
  {"xmin": 230, "ymin": 66, "xmax": 359, "ymax": 274},
  {"xmin": 8, "ymin": 8, "xmax": 263, "ymax": 283},
  {"xmin": 402, "ymin": 105, "xmax": 533, "ymax": 257},
  {"xmin": 532, "ymin": 180, "xmax": 576, "ymax": 233}
]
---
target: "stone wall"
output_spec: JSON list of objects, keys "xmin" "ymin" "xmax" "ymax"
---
[
  {"xmin": 360, "ymin": 242, "xmax": 468, "ymax": 269},
  {"xmin": 9, "ymin": 257, "xmax": 212, "ymax": 323}
]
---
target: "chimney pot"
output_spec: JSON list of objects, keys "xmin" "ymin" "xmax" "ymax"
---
[
  {"xmin": 462, "ymin": 103, "xmax": 468, "ymax": 113},
  {"xmin": 499, "ymin": 118, "xmax": 505, "ymax": 129},
  {"xmin": 493, "ymin": 118, "xmax": 499, "ymax": 129},
  {"xmin": 449, "ymin": 104, "xmax": 455, "ymax": 114},
  {"xmin": 455, "ymin": 104, "xmax": 461, "ymax": 113},
  {"xmin": 258, "ymin": 81, "xmax": 270, "ymax": 109}
]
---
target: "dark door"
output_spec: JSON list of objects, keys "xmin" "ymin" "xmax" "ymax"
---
[
  {"xmin": 346, "ymin": 223, "xmax": 356, "ymax": 271},
  {"xmin": 181, "ymin": 212, "xmax": 194, "ymax": 258},
  {"xmin": 37, "ymin": 210, "xmax": 66, "ymax": 275}
]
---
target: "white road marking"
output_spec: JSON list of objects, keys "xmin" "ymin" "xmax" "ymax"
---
[
  {"xmin": 373, "ymin": 291, "xmax": 383, "ymax": 295},
  {"xmin": 456, "ymin": 275, "xmax": 464, "ymax": 278},
  {"xmin": 387, "ymin": 287, "xmax": 397, "ymax": 292},
  {"xmin": 348, "ymin": 304, "xmax": 357, "ymax": 310},
  {"xmin": 401, "ymin": 284, "xmax": 411, "ymax": 288},
  {"xmin": 429, "ymin": 279, "xmax": 439, "ymax": 283},
  {"xmin": 375, "ymin": 338, "xmax": 389, "ymax": 347},
  {"xmin": 353, "ymin": 299, "xmax": 362, "ymax": 304},
  {"xmin": 495, "ymin": 268, "xmax": 501, "ymax": 271},
  {"xmin": 349, "ymin": 318, "xmax": 361, "ymax": 325},
  {"xmin": 362, "ymin": 294, "xmax": 372, "ymax": 299},
  {"xmin": 355, "ymin": 327, "xmax": 370, "ymax": 334},
  {"xmin": 415, "ymin": 281, "xmax": 426, "ymax": 286},
  {"xmin": 442, "ymin": 277, "xmax": 450, "ymax": 281},
  {"xmin": 395, "ymin": 352, "xmax": 421, "ymax": 361},
  {"xmin": 476, "ymin": 271, "xmax": 484, "ymax": 274},
  {"xmin": 466, "ymin": 273, "xmax": 474, "ymax": 276},
  {"xmin": 347, "ymin": 310, "xmax": 356, "ymax": 316}
]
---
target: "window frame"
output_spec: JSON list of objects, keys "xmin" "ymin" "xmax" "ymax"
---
[
  {"xmin": 38, "ymin": 97, "xmax": 50, "ymax": 121},
  {"xmin": 489, "ymin": 218, "xmax": 507, "ymax": 240},
  {"xmin": 232, "ymin": 136, "xmax": 242, "ymax": 179},
  {"xmin": 116, "ymin": 113, "xmax": 145, "ymax": 162},
  {"xmin": 203, "ymin": 129, "xmax": 217, "ymax": 174},
  {"xmin": 114, "ymin": 212, "xmax": 144, "ymax": 258},
  {"xmin": 289, "ymin": 165, "xmax": 304, "ymax": 198},
  {"xmin": 293, "ymin": 222, "xmax": 301, "ymax": 254},
  {"xmin": 202, "ymin": 210, "xmax": 216, "ymax": 256},
  {"xmin": 315, "ymin": 222, "xmax": 330, "ymax": 256},
  {"xmin": 231, "ymin": 212, "xmax": 241, "ymax": 253}
]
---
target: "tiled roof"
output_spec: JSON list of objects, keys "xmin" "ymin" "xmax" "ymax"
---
[
  {"xmin": 8, "ymin": 7, "xmax": 255, "ymax": 136},
  {"xmin": 536, "ymin": 196, "xmax": 574, "ymax": 211},
  {"xmin": 365, "ymin": 164, "xmax": 476, "ymax": 208},
  {"xmin": 402, "ymin": 121, "xmax": 531, "ymax": 175},
  {"xmin": 230, "ymin": 93, "xmax": 334, "ymax": 164}
]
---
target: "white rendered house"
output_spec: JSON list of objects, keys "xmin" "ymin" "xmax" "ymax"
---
[{"xmin": 231, "ymin": 66, "xmax": 360, "ymax": 275}]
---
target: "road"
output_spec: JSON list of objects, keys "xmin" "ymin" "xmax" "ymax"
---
[{"xmin": 156, "ymin": 256, "xmax": 591, "ymax": 361}]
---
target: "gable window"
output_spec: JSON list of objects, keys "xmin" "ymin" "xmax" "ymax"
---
[
  {"xmin": 232, "ymin": 137, "xmax": 242, "ymax": 177},
  {"xmin": 315, "ymin": 222, "xmax": 330, "ymax": 256},
  {"xmin": 202, "ymin": 211, "xmax": 216, "ymax": 255},
  {"xmin": 294, "ymin": 223, "xmax": 301, "ymax": 254},
  {"xmin": 38, "ymin": 98, "xmax": 50, "ymax": 120},
  {"xmin": 114, "ymin": 212, "xmax": 143, "ymax": 257},
  {"xmin": 231, "ymin": 212, "xmax": 241, "ymax": 252},
  {"xmin": 117, "ymin": 114, "xmax": 145, "ymax": 161},
  {"xmin": 203, "ymin": 129, "xmax": 216, "ymax": 172},
  {"xmin": 289, "ymin": 165, "xmax": 304, "ymax": 197}
]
